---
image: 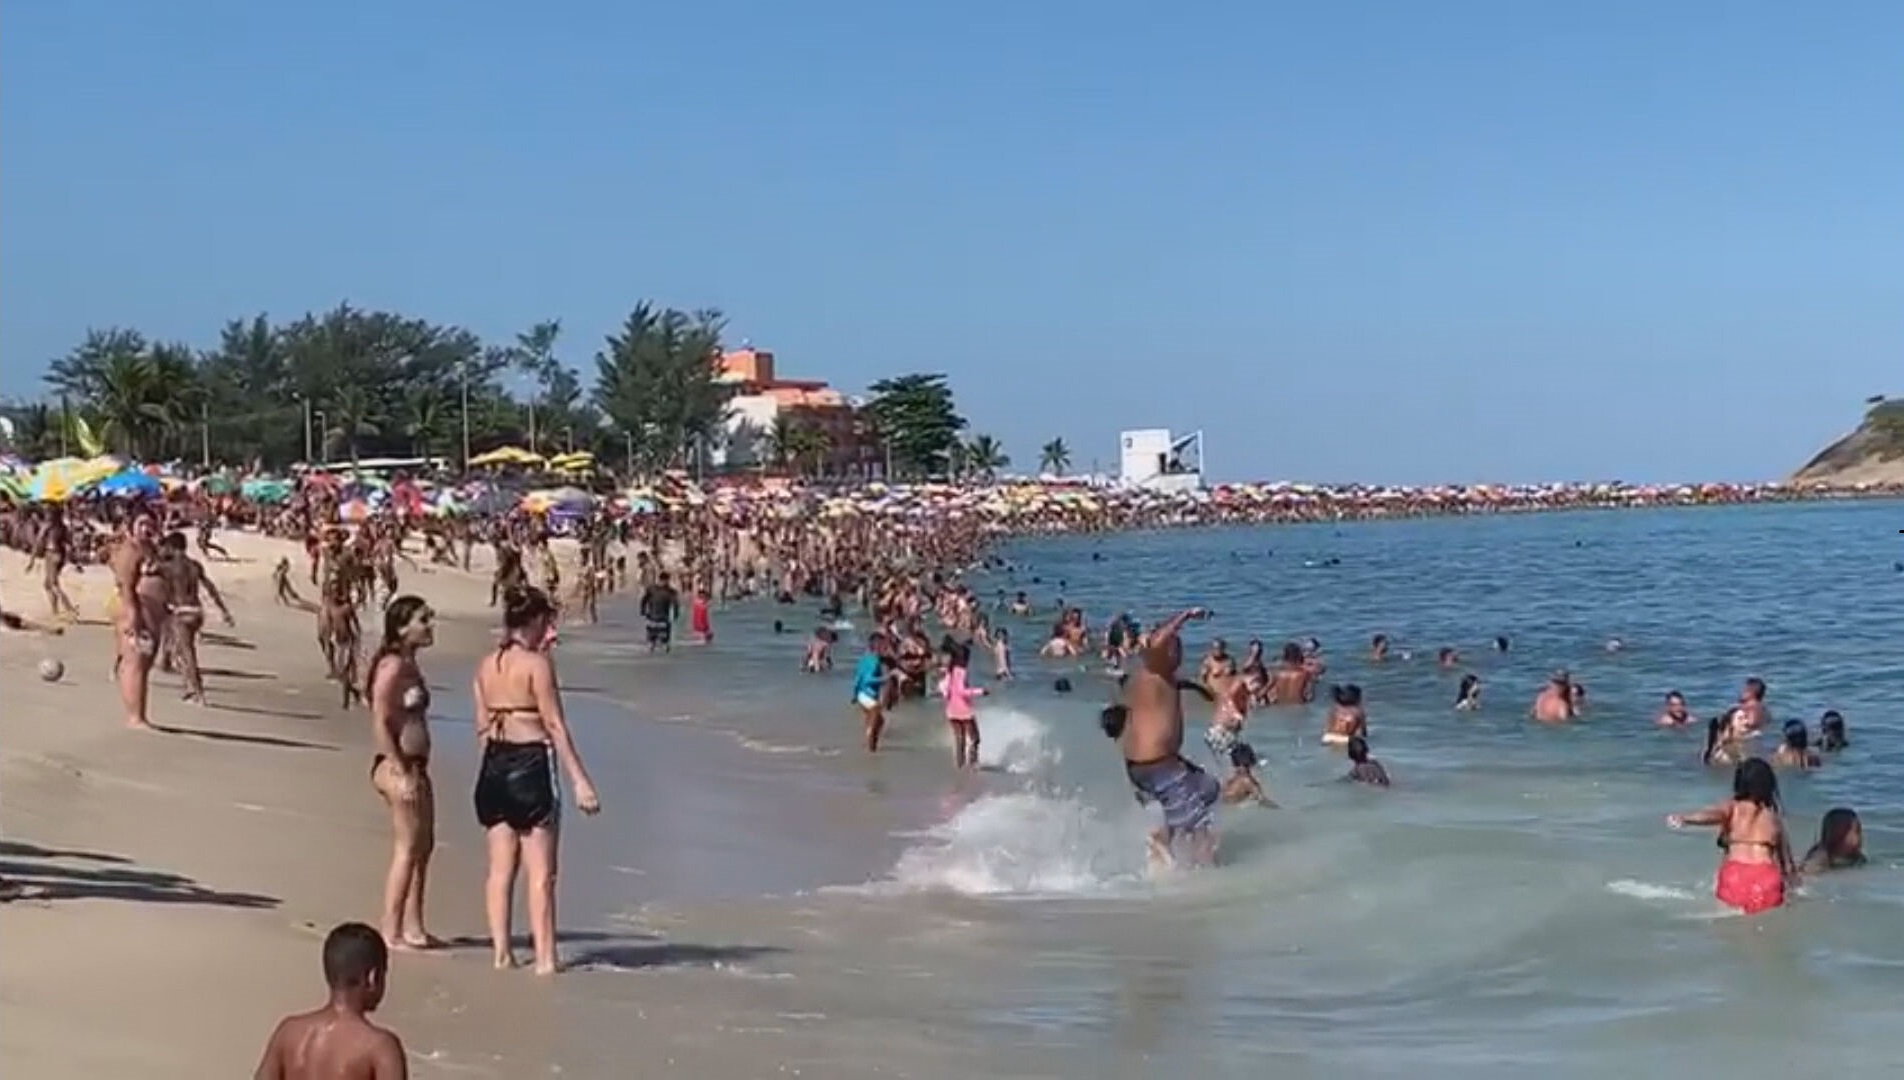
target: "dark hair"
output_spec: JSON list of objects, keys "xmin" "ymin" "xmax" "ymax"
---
[
  {"xmin": 1817, "ymin": 807, "xmax": 1864, "ymax": 864},
  {"xmin": 501, "ymin": 585, "xmax": 555, "ymax": 631},
  {"xmin": 1281, "ymin": 641, "xmax": 1304, "ymax": 664},
  {"xmin": 1701, "ymin": 714, "xmax": 1727, "ymax": 765},
  {"xmin": 1743, "ymin": 677, "xmax": 1767, "ymax": 701},
  {"xmin": 946, "ymin": 641, "xmax": 971, "ymax": 669},
  {"xmin": 1494, "ymin": 635, "xmax": 1510, "ymax": 652},
  {"xmin": 1781, "ymin": 719, "xmax": 1809, "ymax": 752},
  {"xmin": 322, "ymin": 922, "xmax": 388, "ymax": 990},
  {"xmin": 1332, "ymin": 683, "xmax": 1362, "ymax": 707},
  {"xmin": 161, "ymin": 530, "xmax": 188, "ymax": 553},
  {"xmin": 364, "ymin": 594, "xmax": 430, "ymax": 702},
  {"xmin": 1099, "ymin": 703, "xmax": 1129, "ymax": 739},
  {"xmin": 1732, "ymin": 757, "xmax": 1780, "ymax": 810},
  {"xmin": 1820, "ymin": 710, "xmax": 1848, "ymax": 751},
  {"xmin": 1455, "ymin": 673, "xmax": 1480, "ymax": 704},
  {"xmin": 1347, "ymin": 735, "xmax": 1370, "ymax": 763},
  {"xmin": 1371, "ymin": 633, "xmax": 1388, "ymax": 648}
]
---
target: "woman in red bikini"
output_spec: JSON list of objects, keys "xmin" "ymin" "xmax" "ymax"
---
[{"xmin": 1666, "ymin": 757, "xmax": 1796, "ymax": 915}]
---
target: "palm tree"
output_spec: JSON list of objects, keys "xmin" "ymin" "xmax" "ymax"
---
[
  {"xmin": 785, "ymin": 421, "xmax": 832, "ymax": 479},
  {"xmin": 92, "ymin": 352, "xmax": 174, "ymax": 459},
  {"xmin": 965, "ymin": 434, "xmax": 1009, "ymax": 481},
  {"xmin": 327, "ymin": 384, "xmax": 384, "ymax": 463},
  {"xmin": 402, "ymin": 386, "xmax": 451, "ymax": 457},
  {"xmin": 1039, "ymin": 437, "xmax": 1071, "ymax": 476},
  {"xmin": 762, "ymin": 413, "xmax": 797, "ymax": 472}
]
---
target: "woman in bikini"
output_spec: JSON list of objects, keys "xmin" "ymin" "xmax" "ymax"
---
[
  {"xmin": 367, "ymin": 595, "xmax": 441, "ymax": 951},
  {"xmin": 1667, "ymin": 757, "xmax": 1796, "ymax": 916},
  {"xmin": 112, "ymin": 513, "xmax": 164, "ymax": 730},
  {"xmin": 472, "ymin": 586, "xmax": 601, "ymax": 975}
]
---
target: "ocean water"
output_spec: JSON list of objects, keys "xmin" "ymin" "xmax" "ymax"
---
[{"xmin": 452, "ymin": 500, "xmax": 1904, "ymax": 1078}]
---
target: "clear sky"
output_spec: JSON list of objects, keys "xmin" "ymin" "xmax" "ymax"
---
[{"xmin": 4, "ymin": 0, "xmax": 1899, "ymax": 483}]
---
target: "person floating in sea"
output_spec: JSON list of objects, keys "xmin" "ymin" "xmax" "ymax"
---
[
  {"xmin": 1345, "ymin": 735, "xmax": 1390, "ymax": 787},
  {"xmin": 1454, "ymin": 673, "xmax": 1482, "ymax": 711},
  {"xmin": 1109, "ymin": 606, "xmax": 1221, "ymax": 869},
  {"xmin": 252, "ymin": 922, "xmax": 407, "ymax": 1080},
  {"xmin": 1770, "ymin": 719, "xmax": 1822, "ymax": 770},
  {"xmin": 1656, "ymin": 690, "xmax": 1694, "ymax": 727},
  {"xmin": 1667, "ymin": 757, "xmax": 1796, "ymax": 916},
  {"xmin": 1531, "ymin": 670, "xmax": 1576, "ymax": 723},
  {"xmin": 803, "ymin": 626, "xmax": 837, "ymax": 672},
  {"xmin": 1800, "ymin": 808, "xmax": 1866, "ymax": 875}
]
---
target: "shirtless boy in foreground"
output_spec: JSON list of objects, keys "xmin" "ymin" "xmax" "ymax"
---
[{"xmin": 254, "ymin": 922, "xmax": 407, "ymax": 1079}]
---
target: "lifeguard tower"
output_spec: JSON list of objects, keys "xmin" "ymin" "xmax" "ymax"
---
[{"xmin": 1118, "ymin": 428, "xmax": 1205, "ymax": 493}]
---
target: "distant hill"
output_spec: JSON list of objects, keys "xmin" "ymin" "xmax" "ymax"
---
[{"xmin": 1791, "ymin": 398, "xmax": 1904, "ymax": 485}]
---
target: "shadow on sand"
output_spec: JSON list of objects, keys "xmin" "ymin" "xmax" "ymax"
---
[
  {"xmin": 208, "ymin": 701, "xmax": 327, "ymax": 723},
  {"xmin": 152, "ymin": 723, "xmax": 338, "ymax": 752},
  {"xmin": 431, "ymin": 930, "xmax": 787, "ymax": 971},
  {"xmin": 0, "ymin": 840, "xmax": 279, "ymax": 908}
]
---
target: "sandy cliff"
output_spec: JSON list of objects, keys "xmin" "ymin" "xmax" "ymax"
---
[{"xmin": 1790, "ymin": 399, "xmax": 1904, "ymax": 486}]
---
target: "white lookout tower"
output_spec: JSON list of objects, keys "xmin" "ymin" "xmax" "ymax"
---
[{"xmin": 1118, "ymin": 428, "xmax": 1205, "ymax": 493}]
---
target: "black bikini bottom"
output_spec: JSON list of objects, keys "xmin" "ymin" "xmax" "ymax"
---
[{"xmin": 474, "ymin": 741, "xmax": 558, "ymax": 832}]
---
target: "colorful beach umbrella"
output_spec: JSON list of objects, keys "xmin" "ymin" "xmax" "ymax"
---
[
  {"xmin": 96, "ymin": 469, "xmax": 164, "ymax": 499},
  {"xmin": 28, "ymin": 456, "xmax": 121, "ymax": 502}
]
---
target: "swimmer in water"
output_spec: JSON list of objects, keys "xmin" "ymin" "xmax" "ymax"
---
[
  {"xmin": 1667, "ymin": 757, "xmax": 1795, "ymax": 916},
  {"xmin": 1817, "ymin": 710, "xmax": 1848, "ymax": 751},
  {"xmin": 1368, "ymin": 633, "xmax": 1389, "ymax": 662},
  {"xmin": 1770, "ymin": 719, "xmax": 1821, "ymax": 771},
  {"xmin": 1800, "ymin": 807, "xmax": 1866, "ymax": 875},
  {"xmin": 1702, "ymin": 712, "xmax": 1745, "ymax": 767},
  {"xmin": 803, "ymin": 627, "xmax": 837, "ymax": 673},
  {"xmin": 1454, "ymin": 673, "xmax": 1481, "ymax": 710},
  {"xmin": 1265, "ymin": 641, "xmax": 1315, "ymax": 706},
  {"xmin": 1345, "ymin": 735, "xmax": 1390, "ymax": 787},
  {"xmin": 1322, "ymin": 683, "xmax": 1366, "ymax": 746},
  {"xmin": 1436, "ymin": 647, "xmax": 1460, "ymax": 671},
  {"xmin": 1204, "ymin": 658, "xmax": 1274, "ymax": 807},
  {"xmin": 1531, "ymin": 671, "xmax": 1575, "ymax": 723},
  {"xmin": 1656, "ymin": 690, "xmax": 1694, "ymax": 727}
]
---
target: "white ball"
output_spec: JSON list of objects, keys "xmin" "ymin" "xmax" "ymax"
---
[
  {"xmin": 401, "ymin": 685, "xmax": 427, "ymax": 711},
  {"xmin": 38, "ymin": 658, "xmax": 65, "ymax": 683}
]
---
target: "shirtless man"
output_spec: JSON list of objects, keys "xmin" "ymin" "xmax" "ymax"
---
[
  {"xmin": 1111, "ymin": 606, "xmax": 1220, "ymax": 868},
  {"xmin": 1733, "ymin": 677, "xmax": 1771, "ymax": 733},
  {"xmin": 159, "ymin": 531, "xmax": 234, "ymax": 703},
  {"xmin": 1531, "ymin": 671, "xmax": 1576, "ymax": 723},
  {"xmin": 252, "ymin": 922, "xmax": 407, "ymax": 1080},
  {"xmin": 111, "ymin": 513, "xmax": 164, "ymax": 731},
  {"xmin": 1264, "ymin": 642, "xmax": 1315, "ymax": 705}
]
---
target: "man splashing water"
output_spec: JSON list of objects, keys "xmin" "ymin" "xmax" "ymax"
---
[{"xmin": 1103, "ymin": 607, "xmax": 1220, "ymax": 869}]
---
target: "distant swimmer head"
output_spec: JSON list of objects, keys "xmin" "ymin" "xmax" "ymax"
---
[
  {"xmin": 1819, "ymin": 710, "xmax": 1848, "ymax": 751},
  {"xmin": 1331, "ymin": 683, "xmax": 1363, "ymax": 707},
  {"xmin": 1280, "ymin": 641, "xmax": 1304, "ymax": 665},
  {"xmin": 773, "ymin": 619, "xmax": 786, "ymax": 634},
  {"xmin": 1701, "ymin": 714, "xmax": 1729, "ymax": 765},
  {"xmin": 1053, "ymin": 676, "xmax": 1073, "ymax": 694},
  {"xmin": 1099, "ymin": 703, "xmax": 1130, "ymax": 740},
  {"xmin": 1782, "ymin": 719, "xmax": 1810, "ymax": 752},
  {"xmin": 1346, "ymin": 734, "xmax": 1371, "ymax": 763},
  {"xmin": 1455, "ymin": 673, "xmax": 1481, "ymax": 707},
  {"xmin": 1494, "ymin": 635, "xmax": 1511, "ymax": 652},
  {"xmin": 1303, "ymin": 637, "xmax": 1322, "ymax": 655},
  {"xmin": 1604, "ymin": 637, "xmax": 1625, "ymax": 653}
]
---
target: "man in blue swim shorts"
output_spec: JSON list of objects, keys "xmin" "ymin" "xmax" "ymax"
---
[{"xmin": 1108, "ymin": 605, "xmax": 1220, "ymax": 868}]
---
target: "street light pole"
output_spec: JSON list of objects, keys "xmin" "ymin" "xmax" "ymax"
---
[
  {"xmin": 302, "ymin": 398, "xmax": 313, "ymax": 464},
  {"xmin": 460, "ymin": 361, "xmax": 471, "ymax": 470},
  {"xmin": 200, "ymin": 402, "xmax": 211, "ymax": 468},
  {"xmin": 314, "ymin": 411, "xmax": 329, "ymax": 465}
]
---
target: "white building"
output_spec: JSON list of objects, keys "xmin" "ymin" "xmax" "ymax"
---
[{"xmin": 1118, "ymin": 428, "xmax": 1205, "ymax": 493}]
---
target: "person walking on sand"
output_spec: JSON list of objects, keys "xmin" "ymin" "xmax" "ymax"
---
[
  {"xmin": 157, "ymin": 530, "xmax": 234, "ymax": 704},
  {"xmin": 252, "ymin": 922, "xmax": 407, "ymax": 1080},
  {"xmin": 367, "ymin": 596, "xmax": 442, "ymax": 952},
  {"xmin": 472, "ymin": 586, "xmax": 601, "ymax": 975},
  {"xmin": 110, "ymin": 511, "xmax": 164, "ymax": 731}
]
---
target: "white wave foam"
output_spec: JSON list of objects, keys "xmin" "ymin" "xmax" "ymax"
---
[
  {"xmin": 887, "ymin": 791, "xmax": 1146, "ymax": 897},
  {"xmin": 1606, "ymin": 878, "xmax": 1698, "ymax": 902},
  {"xmin": 932, "ymin": 703, "xmax": 1061, "ymax": 775}
]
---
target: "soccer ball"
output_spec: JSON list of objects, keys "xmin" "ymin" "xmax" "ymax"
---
[{"xmin": 38, "ymin": 658, "xmax": 65, "ymax": 683}]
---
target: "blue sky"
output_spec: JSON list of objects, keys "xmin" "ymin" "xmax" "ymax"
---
[{"xmin": 4, "ymin": 0, "xmax": 1899, "ymax": 483}]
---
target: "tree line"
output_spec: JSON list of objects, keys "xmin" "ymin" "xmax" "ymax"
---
[{"xmin": 1, "ymin": 301, "xmax": 1053, "ymax": 481}]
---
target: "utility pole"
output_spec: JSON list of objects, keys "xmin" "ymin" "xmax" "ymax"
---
[
  {"xmin": 459, "ymin": 361, "xmax": 472, "ymax": 470},
  {"xmin": 200, "ymin": 402, "xmax": 211, "ymax": 468},
  {"xmin": 314, "ymin": 411, "xmax": 329, "ymax": 465},
  {"xmin": 624, "ymin": 429, "xmax": 635, "ymax": 478},
  {"xmin": 59, "ymin": 396, "xmax": 70, "ymax": 457},
  {"xmin": 302, "ymin": 398, "xmax": 313, "ymax": 464}
]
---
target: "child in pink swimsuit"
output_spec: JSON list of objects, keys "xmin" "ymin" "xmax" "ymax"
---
[{"xmin": 939, "ymin": 642, "xmax": 987, "ymax": 769}]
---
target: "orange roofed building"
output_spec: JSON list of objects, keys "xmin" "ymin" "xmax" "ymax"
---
[{"xmin": 714, "ymin": 347, "xmax": 872, "ymax": 475}]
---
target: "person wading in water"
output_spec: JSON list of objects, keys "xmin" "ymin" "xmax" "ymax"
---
[{"xmin": 1108, "ymin": 606, "xmax": 1220, "ymax": 869}]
